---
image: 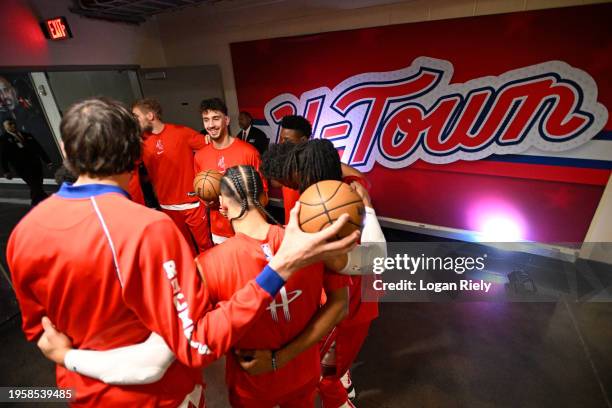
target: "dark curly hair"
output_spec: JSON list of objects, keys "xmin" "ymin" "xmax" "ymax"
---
[
  {"xmin": 61, "ymin": 98, "xmax": 141, "ymax": 177},
  {"xmin": 200, "ymin": 98, "xmax": 228, "ymax": 115},
  {"xmin": 261, "ymin": 138, "xmax": 341, "ymax": 192},
  {"xmin": 280, "ymin": 115, "xmax": 312, "ymax": 139}
]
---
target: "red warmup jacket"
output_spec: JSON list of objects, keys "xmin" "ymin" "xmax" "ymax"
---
[{"xmin": 7, "ymin": 183, "xmax": 284, "ymax": 407}]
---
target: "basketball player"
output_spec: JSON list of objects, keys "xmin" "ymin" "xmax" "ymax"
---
[
  {"xmin": 275, "ymin": 115, "xmax": 367, "ymax": 223},
  {"xmin": 8, "ymin": 97, "xmax": 360, "ymax": 407},
  {"xmin": 37, "ymin": 165, "xmax": 351, "ymax": 408},
  {"xmin": 261, "ymin": 139, "xmax": 386, "ymax": 408},
  {"xmin": 194, "ymin": 98, "xmax": 264, "ymax": 244},
  {"xmin": 132, "ymin": 98, "xmax": 211, "ymax": 253}
]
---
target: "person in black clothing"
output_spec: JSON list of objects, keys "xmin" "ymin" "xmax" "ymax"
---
[
  {"xmin": 1, "ymin": 119, "xmax": 52, "ymax": 205},
  {"xmin": 238, "ymin": 111, "xmax": 269, "ymax": 155}
]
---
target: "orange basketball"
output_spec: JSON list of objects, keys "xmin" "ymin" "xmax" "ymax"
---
[
  {"xmin": 193, "ymin": 170, "xmax": 222, "ymax": 201},
  {"xmin": 299, "ymin": 180, "xmax": 365, "ymax": 239}
]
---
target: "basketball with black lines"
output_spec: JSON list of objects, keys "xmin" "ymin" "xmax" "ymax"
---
[
  {"xmin": 298, "ymin": 180, "xmax": 365, "ymax": 239},
  {"xmin": 193, "ymin": 170, "xmax": 222, "ymax": 201}
]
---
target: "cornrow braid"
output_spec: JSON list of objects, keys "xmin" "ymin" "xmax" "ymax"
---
[
  {"xmin": 226, "ymin": 167, "xmax": 248, "ymax": 223},
  {"xmin": 246, "ymin": 166, "xmax": 280, "ymax": 225},
  {"xmin": 220, "ymin": 165, "xmax": 280, "ymax": 225},
  {"xmin": 261, "ymin": 139, "xmax": 342, "ymax": 193}
]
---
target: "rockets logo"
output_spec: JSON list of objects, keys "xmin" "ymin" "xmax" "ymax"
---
[
  {"xmin": 264, "ymin": 57, "xmax": 608, "ymax": 171},
  {"xmin": 218, "ymin": 156, "xmax": 226, "ymax": 171},
  {"xmin": 155, "ymin": 139, "xmax": 164, "ymax": 155},
  {"xmin": 267, "ymin": 287, "xmax": 302, "ymax": 322}
]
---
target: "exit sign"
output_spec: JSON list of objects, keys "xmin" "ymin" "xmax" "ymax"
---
[{"xmin": 41, "ymin": 17, "xmax": 72, "ymax": 41}]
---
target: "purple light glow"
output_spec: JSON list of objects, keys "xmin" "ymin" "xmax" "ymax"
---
[{"xmin": 467, "ymin": 199, "xmax": 526, "ymax": 242}]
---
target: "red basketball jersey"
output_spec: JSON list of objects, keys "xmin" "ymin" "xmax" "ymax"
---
[
  {"xmin": 142, "ymin": 124, "xmax": 206, "ymax": 206},
  {"xmin": 196, "ymin": 225, "xmax": 349, "ymax": 401},
  {"xmin": 193, "ymin": 138, "xmax": 265, "ymax": 238}
]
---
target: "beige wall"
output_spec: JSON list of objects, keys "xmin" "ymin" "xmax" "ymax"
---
[{"xmin": 1, "ymin": 0, "xmax": 166, "ymax": 68}]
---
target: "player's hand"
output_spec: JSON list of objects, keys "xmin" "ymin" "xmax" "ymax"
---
[
  {"xmin": 204, "ymin": 200, "xmax": 219, "ymax": 210},
  {"xmin": 234, "ymin": 349, "xmax": 274, "ymax": 375},
  {"xmin": 350, "ymin": 181, "xmax": 372, "ymax": 207},
  {"xmin": 37, "ymin": 317, "xmax": 72, "ymax": 366},
  {"xmin": 270, "ymin": 202, "xmax": 360, "ymax": 280}
]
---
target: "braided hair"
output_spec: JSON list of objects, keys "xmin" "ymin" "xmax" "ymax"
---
[
  {"xmin": 261, "ymin": 139, "xmax": 342, "ymax": 193},
  {"xmin": 220, "ymin": 165, "xmax": 280, "ymax": 225}
]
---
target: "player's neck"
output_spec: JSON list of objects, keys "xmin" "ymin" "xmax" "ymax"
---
[
  {"xmin": 151, "ymin": 121, "xmax": 165, "ymax": 135},
  {"xmin": 211, "ymin": 133, "xmax": 234, "ymax": 149},
  {"xmin": 73, "ymin": 173, "xmax": 130, "ymax": 191},
  {"xmin": 232, "ymin": 210, "xmax": 269, "ymax": 240}
]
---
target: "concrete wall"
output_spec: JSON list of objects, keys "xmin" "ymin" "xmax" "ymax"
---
[{"xmin": 0, "ymin": 0, "xmax": 166, "ymax": 68}]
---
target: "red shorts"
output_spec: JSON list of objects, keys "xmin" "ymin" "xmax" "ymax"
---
[{"xmin": 162, "ymin": 205, "xmax": 212, "ymax": 254}]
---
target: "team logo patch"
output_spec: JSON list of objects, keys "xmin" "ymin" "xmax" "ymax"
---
[{"xmin": 267, "ymin": 287, "xmax": 302, "ymax": 322}]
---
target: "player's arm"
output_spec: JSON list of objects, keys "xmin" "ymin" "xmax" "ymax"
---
[
  {"xmin": 127, "ymin": 203, "xmax": 359, "ymax": 368},
  {"xmin": 187, "ymin": 128, "xmax": 207, "ymax": 150},
  {"xmin": 324, "ymin": 181, "xmax": 387, "ymax": 275},
  {"xmin": 275, "ymin": 272, "xmax": 349, "ymax": 368},
  {"xmin": 37, "ymin": 322, "xmax": 175, "ymax": 385},
  {"xmin": 236, "ymin": 276, "xmax": 349, "ymax": 375}
]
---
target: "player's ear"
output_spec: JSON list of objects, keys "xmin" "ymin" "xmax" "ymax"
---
[
  {"xmin": 225, "ymin": 115, "xmax": 230, "ymax": 127},
  {"xmin": 259, "ymin": 191, "xmax": 268, "ymax": 207},
  {"xmin": 59, "ymin": 141, "xmax": 66, "ymax": 158},
  {"xmin": 219, "ymin": 195, "xmax": 230, "ymax": 213}
]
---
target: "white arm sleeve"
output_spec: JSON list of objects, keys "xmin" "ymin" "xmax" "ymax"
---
[
  {"xmin": 63, "ymin": 332, "xmax": 175, "ymax": 385},
  {"xmin": 339, "ymin": 207, "xmax": 387, "ymax": 275}
]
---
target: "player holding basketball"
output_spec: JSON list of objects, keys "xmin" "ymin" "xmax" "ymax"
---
[
  {"xmin": 262, "ymin": 139, "xmax": 386, "ymax": 408},
  {"xmin": 275, "ymin": 115, "xmax": 367, "ymax": 224},
  {"xmin": 132, "ymin": 98, "xmax": 211, "ymax": 253},
  {"xmin": 37, "ymin": 165, "xmax": 351, "ymax": 408},
  {"xmin": 195, "ymin": 98, "xmax": 264, "ymax": 244},
  {"xmin": 8, "ymin": 97, "xmax": 359, "ymax": 407}
]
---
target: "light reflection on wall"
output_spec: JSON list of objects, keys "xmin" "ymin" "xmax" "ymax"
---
[{"xmin": 467, "ymin": 198, "xmax": 526, "ymax": 242}]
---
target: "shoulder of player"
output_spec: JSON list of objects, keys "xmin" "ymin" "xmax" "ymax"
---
[
  {"xmin": 233, "ymin": 138, "xmax": 259, "ymax": 155},
  {"xmin": 268, "ymin": 225, "xmax": 285, "ymax": 251},
  {"xmin": 137, "ymin": 209, "xmax": 187, "ymax": 241},
  {"xmin": 165, "ymin": 123, "xmax": 198, "ymax": 135},
  {"xmin": 196, "ymin": 238, "xmax": 243, "ymax": 277}
]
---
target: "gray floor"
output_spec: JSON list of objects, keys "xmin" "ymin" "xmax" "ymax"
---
[{"xmin": 1, "ymin": 183, "xmax": 611, "ymax": 407}]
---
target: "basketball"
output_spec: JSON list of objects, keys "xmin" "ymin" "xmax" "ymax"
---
[
  {"xmin": 193, "ymin": 170, "xmax": 222, "ymax": 201},
  {"xmin": 298, "ymin": 180, "xmax": 365, "ymax": 238}
]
